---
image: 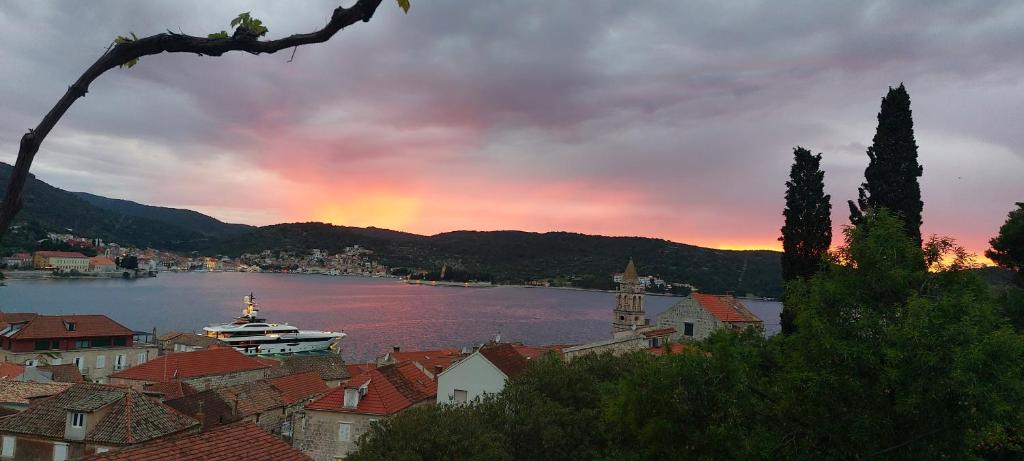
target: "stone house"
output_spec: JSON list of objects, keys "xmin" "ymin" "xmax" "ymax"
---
[
  {"xmin": 108, "ymin": 346, "xmax": 269, "ymax": 391},
  {"xmin": 155, "ymin": 332, "xmax": 220, "ymax": 355},
  {"xmin": 0, "ymin": 313, "xmax": 157, "ymax": 383},
  {"xmin": 375, "ymin": 346, "xmax": 462, "ymax": 371},
  {"xmin": 436, "ymin": 343, "xmax": 554, "ymax": 404},
  {"xmin": 0, "ymin": 383, "xmax": 197, "ymax": 461},
  {"xmin": 81, "ymin": 421, "xmax": 312, "ymax": 461},
  {"xmin": 266, "ymin": 355, "xmax": 351, "ymax": 388},
  {"xmin": 293, "ymin": 362, "xmax": 437, "ymax": 461},
  {"xmin": 656, "ymin": 293, "xmax": 763, "ymax": 341}
]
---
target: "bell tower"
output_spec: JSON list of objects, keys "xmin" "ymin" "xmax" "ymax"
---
[{"xmin": 613, "ymin": 259, "xmax": 646, "ymax": 334}]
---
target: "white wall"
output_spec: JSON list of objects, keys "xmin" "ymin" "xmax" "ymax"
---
[{"xmin": 436, "ymin": 352, "xmax": 508, "ymax": 404}]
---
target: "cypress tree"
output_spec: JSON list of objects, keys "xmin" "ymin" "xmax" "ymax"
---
[
  {"xmin": 780, "ymin": 146, "xmax": 832, "ymax": 334},
  {"xmin": 848, "ymin": 83, "xmax": 924, "ymax": 247}
]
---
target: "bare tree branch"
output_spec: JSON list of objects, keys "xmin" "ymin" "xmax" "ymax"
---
[{"xmin": 0, "ymin": 0, "xmax": 385, "ymax": 238}]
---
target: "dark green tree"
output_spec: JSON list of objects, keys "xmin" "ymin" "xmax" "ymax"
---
[
  {"xmin": 779, "ymin": 146, "xmax": 832, "ymax": 334},
  {"xmin": 848, "ymin": 83, "xmax": 924, "ymax": 247},
  {"xmin": 987, "ymin": 202, "xmax": 1024, "ymax": 282}
]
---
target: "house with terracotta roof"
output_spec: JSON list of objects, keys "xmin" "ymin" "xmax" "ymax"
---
[
  {"xmin": 0, "ymin": 383, "xmax": 198, "ymax": 460},
  {"xmin": 293, "ymin": 361, "xmax": 437, "ymax": 461},
  {"xmin": 2, "ymin": 253, "xmax": 32, "ymax": 269},
  {"xmin": 436, "ymin": 343, "xmax": 556, "ymax": 405},
  {"xmin": 655, "ymin": 293, "xmax": 763, "ymax": 341},
  {"xmin": 155, "ymin": 331, "xmax": 221, "ymax": 355},
  {"xmin": 375, "ymin": 346, "xmax": 462, "ymax": 373},
  {"xmin": 81, "ymin": 421, "xmax": 312, "ymax": 461},
  {"xmin": 109, "ymin": 346, "xmax": 270, "ymax": 391},
  {"xmin": 87, "ymin": 257, "xmax": 117, "ymax": 274},
  {"xmin": 164, "ymin": 371, "xmax": 329, "ymax": 439},
  {"xmin": 0, "ymin": 313, "xmax": 157, "ymax": 383},
  {"xmin": 0, "ymin": 380, "xmax": 72, "ymax": 413},
  {"xmin": 32, "ymin": 251, "xmax": 89, "ymax": 273},
  {"xmin": 267, "ymin": 355, "xmax": 351, "ymax": 387}
]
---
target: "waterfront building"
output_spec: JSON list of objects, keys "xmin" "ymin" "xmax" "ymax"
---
[
  {"xmin": 0, "ymin": 314, "xmax": 157, "ymax": 383},
  {"xmin": 655, "ymin": 293, "xmax": 763, "ymax": 341},
  {"xmin": 81, "ymin": 421, "xmax": 312, "ymax": 461},
  {"xmin": 87, "ymin": 257, "xmax": 117, "ymax": 274},
  {"xmin": 0, "ymin": 383, "xmax": 198, "ymax": 460},
  {"xmin": 108, "ymin": 347, "xmax": 270, "ymax": 391},
  {"xmin": 613, "ymin": 259, "xmax": 648, "ymax": 335},
  {"xmin": 2, "ymin": 253, "xmax": 32, "ymax": 269},
  {"xmin": 32, "ymin": 251, "xmax": 89, "ymax": 273},
  {"xmin": 436, "ymin": 343, "xmax": 555, "ymax": 405},
  {"xmin": 293, "ymin": 362, "xmax": 436, "ymax": 461}
]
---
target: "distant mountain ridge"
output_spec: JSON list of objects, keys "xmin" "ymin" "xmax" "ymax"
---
[
  {"xmin": 1, "ymin": 162, "xmax": 783, "ymax": 296},
  {"xmin": 72, "ymin": 191, "xmax": 253, "ymax": 238}
]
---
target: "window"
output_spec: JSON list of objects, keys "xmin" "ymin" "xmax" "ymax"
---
[
  {"xmin": 73, "ymin": 357, "xmax": 84, "ymax": 371},
  {"xmin": 113, "ymin": 337, "xmax": 127, "ymax": 347},
  {"xmin": 96, "ymin": 355, "xmax": 106, "ymax": 369},
  {"xmin": 114, "ymin": 355, "xmax": 125, "ymax": 370},
  {"xmin": 1, "ymin": 435, "xmax": 14, "ymax": 458},
  {"xmin": 71, "ymin": 412, "xmax": 85, "ymax": 428},
  {"xmin": 337, "ymin": 423, "xmax": 352, "ymax": 442},
  {"xmin": 23, "ymin": 359, "xmax": 35, "ymax": 367},
  {"xmin": 74, "ymin": 340, "xmax": 91, "ymax": 349},
  {"xmin": 453, "ymin": 389, "xmax": 468, "ymax": 404},
  {"xmin": 137, "ymin": 352, "xmax": 147, "ymax": 364},
  {"xmin": 53, "ymin": 442, "xmax": 68, "ymax": 461},
  {"xmin": 343, "ymin": 389, "xmax": 359, "ymax": 408},
  {"xmin": 34, "ymin": 340, "xmax": 52, "ymax": 351},
  {"xmin": 65, "ymin": 322, "xmax": 77, "ymax": 332},
  {"xmin": 684, "ymin": 322, "xmax": 694, "ymax": 337}
]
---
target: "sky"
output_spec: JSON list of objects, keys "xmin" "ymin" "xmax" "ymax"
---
[{"xmin": 1, "ymin": 1, "xmax": 1022, "ymax": 257}]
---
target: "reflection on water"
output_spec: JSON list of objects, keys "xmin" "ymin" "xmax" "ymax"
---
[{"xmin": 0, "ymin": 272, "xmax": 779, "ymax": 361}]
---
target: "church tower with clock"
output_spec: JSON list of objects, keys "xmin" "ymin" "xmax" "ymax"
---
[{"xmin": 613, "ymin": 259, "xmax": 647, "ymax": 334}]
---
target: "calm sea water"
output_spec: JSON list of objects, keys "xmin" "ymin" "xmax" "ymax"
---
[{"xmin": 0, "ymin": 273, "xmax": 780, "ymax": 361}]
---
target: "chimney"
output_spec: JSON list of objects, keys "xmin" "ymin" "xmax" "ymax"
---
[{"xmin": 392, "ymin": 345, "xmax": 400, "ymax": 353}]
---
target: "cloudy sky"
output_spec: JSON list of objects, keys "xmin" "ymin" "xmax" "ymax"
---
[{"xmin": 1, "ymin": 1, "xmax": 1021, "ymax": 256}]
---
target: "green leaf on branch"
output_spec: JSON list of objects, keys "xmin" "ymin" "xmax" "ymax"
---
[
  {"xmin": 120, "ymin": 58, "xmax": 139, "ymax": 69},
  {"xmin": 208, "ymin": 31, "xmax": 229, "ymax": 39},
  {"xmin": 396, "ymin": 0, "xmax": 410, "ymax": 13},
  {"xmin": 230, "ymin": 11, "xmax": 269, "ymax": 36}
]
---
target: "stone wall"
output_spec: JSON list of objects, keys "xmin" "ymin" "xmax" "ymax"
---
[
  {"xmin": 1, "ymin": 345, "xmax": 158, "ymax": 383},
  {"xmin": 655, "ymin": 297, "xmax": 723, "ymax": 341},
  {"xmin": 293, "ymin": 410, "xmax": 377, "ymax": 461},
  {"xmin": 182, "ymin": 368, "xmax": 268, "ymax": 391},
  {"xmin": 562, "ymin": 335, "xmax": 649, "ymax": 361}
]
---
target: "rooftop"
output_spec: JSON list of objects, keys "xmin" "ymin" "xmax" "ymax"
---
[
  {"xmin": 0, "ymin": 380, "xmax": 72, "ymax": 405},
  {"xmin": 82, "ymin": 421, "xmax": 312, "ymax": 461},
  {"xmin": 34, "ymin": 251, "xmax": 87, "ymax": 258},
  {"xmin": 479, "ymin": 343, "xmax": 531, "ymax": 377},
  {"xmin": 693, "ymin": 294, "xmax": 762, "ymax": 323},
  {"xmin": 0, "ymin": 383, "xmax": 197, "ymax": 445},
  {"xmin": 110, "ymin": 346, "xmax": 270, "ymax": 382},
  {"xmin": 38, "ymin": 364, "xmax": 87, "ymax": 383},
  {"xmin": 307, "ymin": 362, "xmax": 435, "ymax": 416},
  {"xmin": 0, "ymin": 313, "xmax": 135, "ymax": 340},
  {"xmin": 268, "ymin": 354, "xmax": 350, "ymax": 382},
  {"xmin": 267, "ymin": 371, "xmax": 329, "ymax": 405}
]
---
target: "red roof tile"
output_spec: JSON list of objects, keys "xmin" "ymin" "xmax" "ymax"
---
[
  {"xmin": 34, "ymin": 251, "xmax": 87, "ymax": 258},
  {"xmin": 143, "ymin": 381, "xmax": 196, "ymax": 401},
  {"xmin": 110, "ymin": 347, "xmax": 269, "ymax": 382},
  {"xmin": 38, "ymin": 364, "xmax": 86, "ymax": 383},
  {"xmin": 693, "ymin": 293, "xmax": 761, "ymax": 323},
  {"xmin": 0, "ymin": 363, "xmax": 25, "ymax": 380},
  {"xmin": 82, "ymin": 421, "xmax": 312, "ymax": 461},
  {"xmin": 345, "ymin": 363, "xmax": 377, "ymax": 378},
  {"xmin": 648, "ymin": 343, "xmax": 688, "ymax": 356},
  {"xmin": 383, "ymin": 348, "xmax": 462, "ymax": 372},
  {"xmin": 479, "ymin": 344, "xmax": 530, "ymax": 377},
  {"xmin": 641, "ymin": 327, "xmax": 677, "ymax": 338},
  {"xmin": 0, "ymin": 313, "xmax": 134, "ymax": 340},
  {"xmin": 307, "ymin": 362, "xmax": 435, "ymax": 416},
  {"xmin": 267, "ymin": 371, "xmax": 329, "ymax": 405}
]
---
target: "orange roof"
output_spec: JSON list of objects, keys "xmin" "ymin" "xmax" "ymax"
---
[
  {"xmin": 648, "ymin": 343, "xmax": 688, "ymax": 356},
  {"xmin": 111, "ymin": 347, "xmax": 269, "ymax": 382},
  {"xmin": 693, "ymin": 293, "xmax": 761, "ymax": 323},
  {"xmin": 346, "ymin": 363, "xmax": 377, "ymax": 378},
  {"xmin": 34, "ymin": 251, "xmax": 87, "ymax": 258},
  {"xmin": 143, "ymin": 381, "xmax": 196, "ymax": 401},
  {"xmin": 82, "ymin": 421, "xmax": 312, "ymax": 461},
  {"xmin": 307, "ymin": 362, "xmax": 435, "ymax": 416},
  {"xmin": 267, "ymin": 371, "xmax": 329, "ymax": 405},
  {"xmin": 0, "ymin": 363, "xmax": 25, "ymax": 380},
  {"xmin": 385, "ymin": 348, "xmax": 462, "ymax": 372},
  {"xmin": 480, "ymin": 344, "xmax": 531, "ymax": 377},
  {"xmin": 0, "ymin": 314, "xmax": 135, "ymax": 340},
  {"xmin": 89, "ymin": 256, "xmax": 116, "ymax": 266},
  {"xmin": 510, "ymin": 344, "xmax": 558, "ymax": 360}
]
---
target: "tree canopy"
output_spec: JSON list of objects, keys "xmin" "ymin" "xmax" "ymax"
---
[{"xmin": 987, "ymin": 202, "xmax": 1024, "ymax": 281}]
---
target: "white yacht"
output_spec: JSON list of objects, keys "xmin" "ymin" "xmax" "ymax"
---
[{"xmin": 203, "ymin": 293, "xmax": 345, "ymax": 356}]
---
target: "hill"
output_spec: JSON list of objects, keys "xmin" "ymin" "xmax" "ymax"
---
[
  {"xmin": 73, "ymin": 192, "xmax": 253, "ymax": 238},
  {"xmin": 212, "ymin": 222, "xmax": 784, "ymax": 297},
  {"xmin": 0, "ymin": 162, "xmax": 232, "ymax": 250}
]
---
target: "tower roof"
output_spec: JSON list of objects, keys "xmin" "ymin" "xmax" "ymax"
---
[{"xmin": 622, "ymin": 259, "xmax": 639, "ymax": 283}]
